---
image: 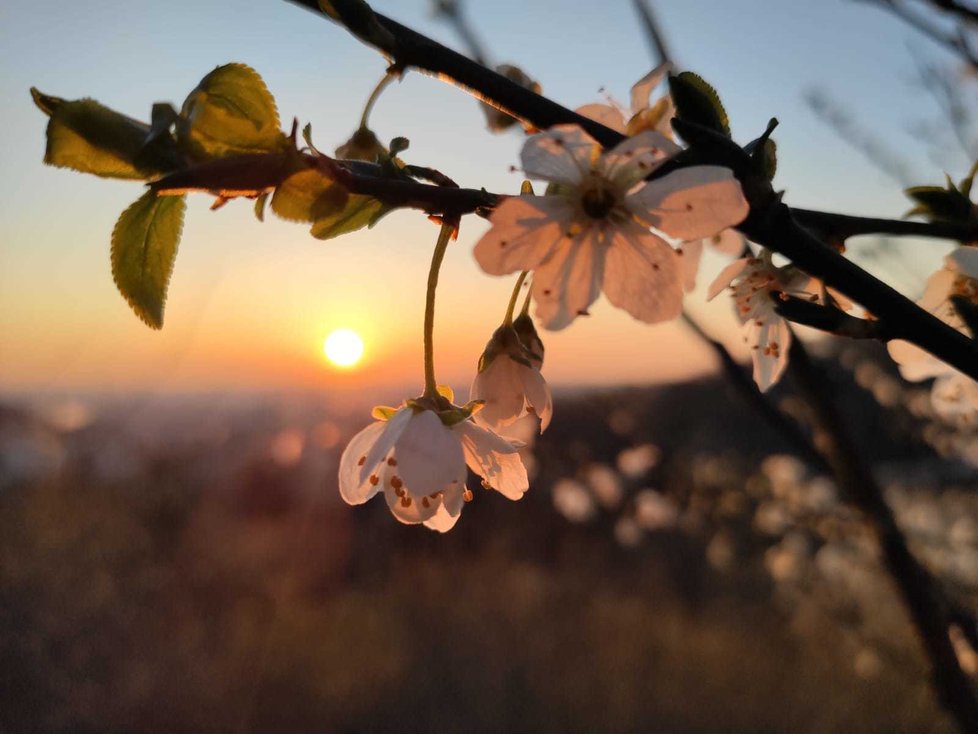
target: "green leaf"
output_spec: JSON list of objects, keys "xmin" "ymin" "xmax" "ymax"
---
[
  {"xmin": 310, "ymin": 194, "xmax": 389, "ymax": 240},
  {"xmin": 668, "ymin": 72, "xmax": 730, "ymax": 138},
  {"xmin": 269, "ymin": 167, "xmax": 390, "ymax": 240},
  {"xmin": 752, "ymin": 138, "xmax": 777, "ymax": 181},
  {"xmin": 959, "ymin": 159, "xmax": 978, "ymax": 197},
  {"xmin": 177, "ymin": 63, "xmax": 288, "ymax": 159},
  {"xmin": 270, "ymin": 169, "xmax": 349, "ymax": 222},
  {"xmin": 111, "ymin": 191, "xmax": 186, "ymax": 329},
  {"xmin": 31, "ymin": 88, "xmax": 177, "ymax": 179},
  {"xmin": 905, "ymin": 185, "xmax": 974, "ymax": 223}
]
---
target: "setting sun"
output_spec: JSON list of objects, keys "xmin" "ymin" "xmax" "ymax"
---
[{"xmin": 323, "ymin": 328, "xmax": 365, "ymax": 368}]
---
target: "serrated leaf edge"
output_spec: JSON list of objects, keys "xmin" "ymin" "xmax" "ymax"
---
[{"xmin": 110, "ymin": 191, "xmax": 186, "ymax": 329}]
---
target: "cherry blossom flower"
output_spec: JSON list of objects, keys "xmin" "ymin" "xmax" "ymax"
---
[
  {"xmin": 339, "ymin": 400, "xmax": 529, "ymax": 531},
  {"xmin": 576, "ymin": 64, "xmax": 674, "ymax": 138},
  {"xmin": 471, "ymin": 322, "xmax": 553, "ymax": 435},
  {"xmin": 678, "ymin": 228, "xmax": 747, "ymax": 292},
  {"xmin": 708, "ymin": 250, "xmax": 820, "ymax": 391},
  {"xmin": 474, "ymin": 125, "xmax": 750, "ymax": 330},
  {"xmin": 888, "ymin": 246, "xmax": 978, "ymax": 426},
  {"xmin": 575, "ymin": 69, "xmax": 747, "ymax": 294}
]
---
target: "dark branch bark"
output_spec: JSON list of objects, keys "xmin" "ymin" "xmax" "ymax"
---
[
  {"xmin": 286, "ymin": 0, "xmax": 978, "ymax": 382},
  {"xmin": 680, "ymin": 313, "xmax": 832, "ymax": 472},
  {"xmin": 774, "ymin": 294, "xmax": 893, "ymax": 339},
  {"xmin": 794, "ymin": 207, "xmax": 978, "ymax": 243},
  {"xmin": 742, "ymin": 203, "xmax": 978, "ymax": 380}
]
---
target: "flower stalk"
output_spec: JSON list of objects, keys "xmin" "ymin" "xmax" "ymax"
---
[
  {"xmin": 423, "ymin": 219, "xmax": 457, "ymax": 399},
  {"xmin": 359, "ymin": 72, "xmax": 394, "ymax": 130},
  {"xmin": 503, "ymin": 271, "xmax": 528, "ymax": 326}
]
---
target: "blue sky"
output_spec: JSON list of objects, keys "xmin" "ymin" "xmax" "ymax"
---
[{"xmin": 0, "ymin": 0, "xmax": 969, "ymax": 394}]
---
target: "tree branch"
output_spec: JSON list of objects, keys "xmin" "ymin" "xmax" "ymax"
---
[
  {"xmin": 286, "ymin": 0, "xmax": 978, "ymax": 381},
  {"xmin": 774, "ymin": 294, "xmax": 893, "ymax": 339},
  {"xmin": 794, "ymin": 207, "xmax": 978, "ymax": 243},
  {"xmin": 858, "ymin": 0, "xmax": 978, "ymax": 70}
]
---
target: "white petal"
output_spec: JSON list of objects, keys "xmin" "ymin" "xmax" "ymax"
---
[
  {"xmin": 601, "ymin": 224, "xmax": 683, "ymax": 324},
  {"xmin": 393, "ymin": 410, "xmax": 466, "ymax": 499},
  {"xmin": 473, "ymin": 196, "xmax": 571, "ymax": 276},
  {"xmin": 602, "ymin": 131, "xmax": 677, "ymax": 189},
  {"xmin": 521, "ymin": 365, "xmax": 553, "ymax": 432},
  {"xmin": 746, "ymin": 316, "xmax": 791, "ymax": 391},
  {"xmin": 888, "ymin": 339, "xmax": 948, "ymax": 381},
  {"xmin": 679, "ymin": 239, "xmax": 703, "ymax": 292},
  {"xmin": 455, "ymin": 421, "xmax": 528, "ymax": 501},
  {"xmin": 384, "ymin": 477, "xmax": 440, "ymax": 525},
  {"xmin": 707, "ymin": 258, "xmax": 750, "ymax": 301},
  {"xmin": 630, "ymin": 64, "xmax": 669, "ymax": 113},
  {"xmin": 359, "ymin": 405, "xmax": 413, "ymax": 484},
  {"xmin": 423, "ymin": 484, "xmax": 466, "ymax": 532},
  {"xmin": 338, "ymin": 421, "xmax": 386, "ymax": 505},
  {"xmin": 521, "ymin": 125, "xmax": 595, "ymax": 185},
  {"xmin": 919, "ymin": 268, "xmax": 957, "ymax": 312},
  {"xmin": 949, "ymin": 246, "xmax": 978, "ymax": 279},
  {"xmin": 471, "ymin": 357, "xmax": 526, "ymax": 430},
  {"xmin": 710, "ymin": 228, "xmax": 747, "ymax": 256},
  {"xmin": 575, "ymin": 103, "xmax": 626, "ymax": 134},
  {"xmin": 629, "ymin": 166, "xmax": 749, "ymax": 240},
  {"xmin": 531, "ymin": 230, "xmax": 604, "ymax": 330}
]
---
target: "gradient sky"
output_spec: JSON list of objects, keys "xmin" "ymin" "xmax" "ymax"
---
[{"xmin": 0, "ymin": 0, "xmax": 968, "ymax": 396}]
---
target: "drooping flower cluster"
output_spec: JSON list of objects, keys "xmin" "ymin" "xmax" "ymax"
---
[
  {"xmin": 474, "ymin": 125, "xmax": 750, "ymax": 330},
  {"xmin": 470, "ymin": 317, "xmax": 553, "ymax": 436},
  {"xmin": 888, "ymin": 246, "xmax": 978, "ymax": 426},
  {"xmin": 340, "ymin": 397, "xmax": 529, "ymax": 532},
  {"xmin": 708, "ymin": 250, "xmax": 822, "ymax": 391}
]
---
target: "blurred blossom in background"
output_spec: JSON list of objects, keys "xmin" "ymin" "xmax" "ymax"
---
[{"xmin": 3, "ymin": 0, "xmax": 978, "ymax": 732}]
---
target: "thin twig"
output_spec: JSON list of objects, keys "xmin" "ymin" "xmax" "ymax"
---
[
  {"xmin": 858, "ymin": 0, "xmax": 978, "ymax": 69},
  {"xmin": 680, "ymin": 313, "xmax": 831, "ymax": 472},
  {"xmin": 794, "ymin": 207, "xmax": 978, "ymax": 242},
  {"xmin": 431, "ymin": 0, "xmax": 489, "ymax": 66}
]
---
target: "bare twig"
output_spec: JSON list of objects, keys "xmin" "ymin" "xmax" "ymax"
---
[
  {"xmin": 794, "ymin": 207, "xmax": 978, "ymax": 242},
  {"xmin": 857, "ymin": 0, "xmax": 978, "ymax": 69},
  {"xmin": 430, "ymin": 0, "xmax": 489, "ymax": 66}
]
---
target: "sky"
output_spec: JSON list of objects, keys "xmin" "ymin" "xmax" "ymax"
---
[{"xmin": 0, "ymin": 0, "xmax": 969, "ymax": 397}]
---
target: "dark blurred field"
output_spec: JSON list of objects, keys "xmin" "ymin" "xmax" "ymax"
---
[{"xmin": 2, "ymin": 346, "xmax": 977, "ymax": 733}]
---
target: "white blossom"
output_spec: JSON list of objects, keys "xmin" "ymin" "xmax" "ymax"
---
[
  {"xmin": 678, "ymin": 228, "xmax": 747, "ymax": 292},
  {"xmin": 471, "ymin": 323, "xmax": 553, "ymax": 435},
  {"xmin": 576, "ymin": 64, "xmax": 674, "ymax": 138},
  {"xmin": 338, "ymin": 402, "xmax": 528, "ymax": 531},
  {"xmin": 888, "ymin": 246, "xmax": 978, "ymax": 426},
  {"xmin": 708, "ymin": 251, "xmax": 820, "ymax": 391},
  {"xmin": 474, "ymin": 125, "xmax": 750, "ymax": 330}
]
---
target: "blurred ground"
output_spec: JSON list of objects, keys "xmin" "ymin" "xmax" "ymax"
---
[{"xmin": 2, "ymin": 345, "xmax": 977, "ymax": 733}]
